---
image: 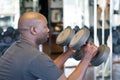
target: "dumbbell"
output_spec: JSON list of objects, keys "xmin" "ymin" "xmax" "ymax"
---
[
  {"xmin": 56, "ymin": 27, "xmax": 89, "ymax": 59},
  {"xmin": 69, "ymin": 27, "xmax": 110, "ymax": 66},
  {"xmin": 56, "ymin": 27, "xmax": 110, "ymax": 66},
  {"xmin": 56, "ymin": 26, "xmax": 90, "ymax": 60},
  {"xmin": 56, "ymin": 26, "xmax": 80, "ymax": 46},
  {"xmin": 56, "ymin": 26, "xmax": 83, "ymax": 59}
]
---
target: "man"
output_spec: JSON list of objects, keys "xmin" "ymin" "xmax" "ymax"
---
[{"xmin": 0, "ymin": 12, "xmax": 98, "ymax": 80}]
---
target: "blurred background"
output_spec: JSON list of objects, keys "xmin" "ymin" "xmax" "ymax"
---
[{"xmin": 0, "ymin": 0, "xmax": 120, "ymax": 80}]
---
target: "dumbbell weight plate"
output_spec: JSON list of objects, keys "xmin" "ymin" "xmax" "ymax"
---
[
  {"xmin": 90, "ymin": 45, "xmax": 110, "ymax": 66},
  {"xmin": 69, "ymin": 28, "xmax": 90, "ymax": 50},
  {"xmin": 56, "ymin": 27, "xmax": 75, "ymax": 46},
  {"xmin": 72, "ymin": 49, "xmax": 83, "ymax": 60}
]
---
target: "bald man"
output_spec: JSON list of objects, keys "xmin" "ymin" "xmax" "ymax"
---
[{"xmin": 0, "ymin": 12, "xmax": 98, "ymax": 80}]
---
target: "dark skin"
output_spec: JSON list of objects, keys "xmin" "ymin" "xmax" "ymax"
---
[{"xmin": 18, "ymin": 12, "xmax": 98, "ymax": 80}]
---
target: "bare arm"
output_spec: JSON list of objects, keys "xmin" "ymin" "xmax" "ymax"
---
[
  {"xmin": 57, "ymin": 41, "xmax": 98, "ymax": 80},
  {"xmin": 54, "ymin": 47, "xmax": 75, "ymax": 69}
]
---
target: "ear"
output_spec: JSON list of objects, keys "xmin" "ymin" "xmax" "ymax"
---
[{"xmin": 30, "ymin": 26, "xmax": 37, "ymax": 35}]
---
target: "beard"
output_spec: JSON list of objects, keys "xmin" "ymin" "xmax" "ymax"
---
[{"xmin": 36, "ymin": 37, "xmax": 48, "ymax": 45}]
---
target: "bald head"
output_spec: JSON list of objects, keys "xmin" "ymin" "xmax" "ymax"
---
[
  {"xmin": 18, "ymin": 12, "xmax": 47, "ymax": 30},
  {"xmin": 18, "ymin": 12, "xmax": 49, "ymax": 47}
]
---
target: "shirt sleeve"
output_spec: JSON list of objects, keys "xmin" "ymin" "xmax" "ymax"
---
[{"xmin": 28, "ymin": 53, "xmax": 63, "ymax": 80}]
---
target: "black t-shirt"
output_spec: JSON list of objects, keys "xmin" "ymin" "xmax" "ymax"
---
[{"xmin": 0, "ymin": 40, "xmax": 63, "ymax": 80}]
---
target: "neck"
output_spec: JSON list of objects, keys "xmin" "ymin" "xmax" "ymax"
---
[{"xmin": 20, "ymin": 35, "xmax": 39, "ymax": 49}]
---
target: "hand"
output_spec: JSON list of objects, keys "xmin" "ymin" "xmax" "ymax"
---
[
  {"xmin": 66, "ymin": 47, "xmax": 76, "ymax": 54},
  {"xmin": 83, "ymin": 41, "xmax": 98, "ymax": 59}
]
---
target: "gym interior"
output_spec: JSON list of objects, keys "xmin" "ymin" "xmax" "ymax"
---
[{"xmin": 0, "ymin": 0, "xmax": 120, "ymax": 80}]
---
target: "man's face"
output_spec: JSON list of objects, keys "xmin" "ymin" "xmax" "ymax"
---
[{"xmin": 35, "ymin": 19, "xmax": 49, "ymax": 45}]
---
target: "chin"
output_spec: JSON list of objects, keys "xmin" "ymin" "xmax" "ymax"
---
[{"xmin": 36, "ymin": 38, "xmax": 47, "ymax": 45}]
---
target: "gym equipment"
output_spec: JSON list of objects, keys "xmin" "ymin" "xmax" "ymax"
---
[
  {"xmin": 90, "ymin": 45, "xmax": 110, "ymax": 66},
  {"xmin": 69, "ymin": 27, "xmax": 110, "ymax": 66},
  {"xmin": 69, "ymin": 28, "xmax": 90, "ymax": 50},
  {"xmin": 0, "ymin": 27, "xmax": 3, "ymax": 34},
  {"xmin": 56, "ymin": 26, "xmax": 80, "ymax": 46},
  {"xmin": 56, "ymin": 26, "xmax": 110, "ymax": 66},
  {"xmin": 70, "ymin": 27, "xmax": 90, "ymax": 60},
  {"xmin": 56, "ymin": 26, "xmax": 83, "ymax": 60},
  {"xmin": 117, "ymin": 38, "xmax": 120, "ymax": 45},
  {"xmin": 72, "ymin": 48, "xmax": 84, "ymax": 60},
  {"xmin": 113, "ymin": 44, "xmax": 120, "ymax": 55}
]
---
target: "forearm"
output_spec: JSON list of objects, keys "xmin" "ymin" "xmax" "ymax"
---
[
  {"xmin": 54, "ymin": 50, "xmax": 74, "ymax": 69},
  {"xmin": 68, "ymin": 54, "xmax": 92, "ymax": 80},
  {"xmin": 57, "ymin": 41, "xmax": 98, "ymax": 80}
]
